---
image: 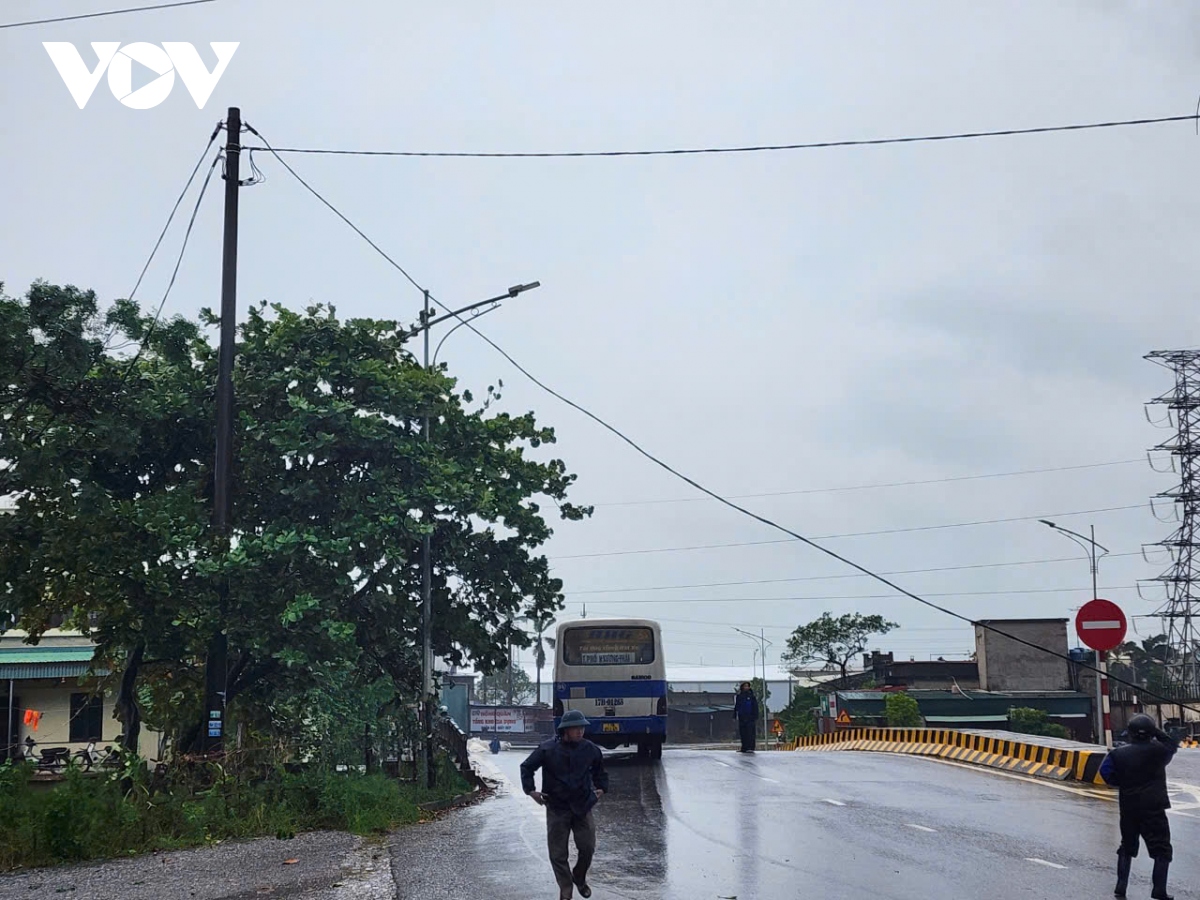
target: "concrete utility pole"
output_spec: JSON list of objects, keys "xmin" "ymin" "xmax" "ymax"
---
[{"xmin": 205, "ymin": 106, "xmax": 242, "ymax": 754}]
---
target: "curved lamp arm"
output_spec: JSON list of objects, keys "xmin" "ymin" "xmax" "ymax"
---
[{"xmin": 433, "ymin": 303, "xmax": 502, "ymax": 367}]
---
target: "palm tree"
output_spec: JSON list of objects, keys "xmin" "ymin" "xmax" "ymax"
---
[
  {"xmin": 1115, "ymin": 634, "xmax": 1173, "ymax": 688},
  {"xmin": 524, "ymin": 612, "xmax": 557, "ymax": 707}
]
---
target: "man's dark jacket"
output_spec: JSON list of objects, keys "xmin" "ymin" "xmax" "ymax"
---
[
  {"xmin": 520, "ymin": 736, "xmax": 610, "ymax": 816},
  {"xmin": 734, "ymin": 690, "xmax": 759, "ymax": 722},
  {"xmin": 1099, "ymin": 735, "xmax": 1178, "ymax": 811}
]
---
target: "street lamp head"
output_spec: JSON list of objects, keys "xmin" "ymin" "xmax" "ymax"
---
[
  {"xmin": 1039, "ymin": 520, "xmax": 1057, "ymax": 528},
  {"xmin": 508, "ymin": 281, "xmax": 541, "ymax": 297}
]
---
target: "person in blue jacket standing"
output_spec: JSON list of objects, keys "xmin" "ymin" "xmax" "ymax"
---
[
  {"xmin": 734, "ymin": 682, "xmax": 759, "ymax": 753},
  {"xmin": 520, "ymin": 710, "xmax": 609, "ymax": 900},
  {"xmin": 1099, "ymin": 713, "xmax": 1179, "ymax": 899}
]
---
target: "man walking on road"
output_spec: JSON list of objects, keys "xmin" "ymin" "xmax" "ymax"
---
[
  {"xmin": 1099, "ymin": 712, "xmax": 1179, "ymax": 899},
  {"xmin": 734, "ymin": 681, "xmax": 759, "ymax": 753},
  {"xmin": 520, "ymin": 709, "xmax": 610, "ymax": 900}
]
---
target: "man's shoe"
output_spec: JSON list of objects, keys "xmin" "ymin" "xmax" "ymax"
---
[{"xmin": 573, "ymin": 874, "xmax": 592, "ymax": 898}]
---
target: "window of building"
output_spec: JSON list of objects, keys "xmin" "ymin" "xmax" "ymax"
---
[{"xmin": 69, "ymin": 693, "xmax": 103, "ymax": 743}]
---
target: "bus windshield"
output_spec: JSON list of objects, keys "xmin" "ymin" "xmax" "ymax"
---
[{"xmin": 562, "ymin": 626, "xmax": 656, "ymax": 666}]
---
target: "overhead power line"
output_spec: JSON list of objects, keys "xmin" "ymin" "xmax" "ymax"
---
[
  {"xmin": 564, "ymin": 585, "xmax": 1139, "ymax": 605},
  {"xmin": 550, "ymin": 503, "xmax": 1146, "ymax": 560},
  {"xmin": 641, "ymin": 614, "xmax": 974, "ymax": 632},
  {"xmin": 245, "ymin": 114, "xmax": 1197, "ymax": 161},
  {"xmin": 246, "ymin": 121, "xmax": 1200, "ymax": 718},
  {"xmin": 10, "ymin": 127, "xmax": 222, "ymax": 454},
  {"xmin": 594, "ymin": 459, "xmax": 1143, "ymax": 506},
  {"xmin": 565, "ymin": 551, "xmax": 1142, "ymax": 595},
  {"xmin": 0, "ymin": 0, "xmax": 219, "ymax": 29},
  {"xmin": 115, "ymin": 135, "xmax": 222, "ymax": 388}
]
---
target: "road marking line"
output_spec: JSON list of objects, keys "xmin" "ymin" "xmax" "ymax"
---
[
  {"xmin": 1025, "ymin": 858, "xmax": 1067, "ymax": 869},
  {"xmin": 822, "ymin": 799, "xmax": 846, "ymax": 806},
  {"xmin": 904, "ymin": 824, "xmax": 937, "ymax": 832}
]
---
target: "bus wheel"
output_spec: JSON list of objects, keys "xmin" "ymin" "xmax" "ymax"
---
[
  {"xmin": 637, "ymin": 742, "xmax": 651, "ymax": 759},
  {"xmin": 649, "ymin": 739, "xmax": 663, "ymax": 761}
]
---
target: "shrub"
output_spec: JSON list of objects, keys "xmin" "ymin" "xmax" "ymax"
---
[
  {"xmin": 885, "ymin": 692, "xmax": 923, "ymax": 727},
  {"xmin": 0, "ymin": 755, "xmax": 470, "ymax": 872},
  {"xmin": 1008, "ymin": 707, "xmax": 1070, "ymax": 739}
]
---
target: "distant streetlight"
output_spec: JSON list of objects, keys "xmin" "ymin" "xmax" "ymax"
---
[
  {"xmin": 408, "ymin": 281, "xmax": 541, "ymax": 787},
  {"xmin": 1039, "ymin": 520, "xmax": 1111, "ymax": 746}
]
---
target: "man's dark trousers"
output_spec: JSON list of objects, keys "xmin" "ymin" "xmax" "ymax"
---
[
  {"xmin": 1120, "ymin": 807, "xmax": 1173, "ymax": 862},
  {"xmin": 738, "ymin": 718, "xmax": 756, "ymax": 752},
  {"xmin": 546, "ymin": 806, "xmax": 596, "ymax": 897}
]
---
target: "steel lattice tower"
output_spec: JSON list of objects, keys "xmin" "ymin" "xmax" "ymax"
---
[{"xmin": 1146, "ymin": 350, "xmax": 1200, "ymax": 700}]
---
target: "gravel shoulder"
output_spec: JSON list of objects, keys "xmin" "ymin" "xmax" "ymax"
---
[{"xmin": 0, "ymin": 830, "xmax": 360, "ymax": 900}]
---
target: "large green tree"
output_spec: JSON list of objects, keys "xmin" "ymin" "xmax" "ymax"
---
[
  {"xmin": 782, "ymin": 612, "xmax": 899, "ymax": 682},
  {"xmin": 0, "ymin": 281, "xmax": 589, "ymax": 757}
]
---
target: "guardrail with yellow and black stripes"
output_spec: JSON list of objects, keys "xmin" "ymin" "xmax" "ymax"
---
[{"xmin": 786, "ymin": 727, "xmax": 1111, "ymax": 783}]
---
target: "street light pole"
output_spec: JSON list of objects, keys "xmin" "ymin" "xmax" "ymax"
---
[
  {"xmin": 411, "ymin": 281, "xmax": 540, "ymax": 788},
  {"xmin": 1040, "ymin": 520, "xmax": 1112, "ymax": 747}
]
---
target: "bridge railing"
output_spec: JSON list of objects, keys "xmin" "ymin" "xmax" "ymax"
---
[{"xmin": 435, "ymin": 714, "xmax": 486, "ymax": 788}]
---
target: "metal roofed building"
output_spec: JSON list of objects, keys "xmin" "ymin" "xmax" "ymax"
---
[
  {"xmin": 824, "ymin": 689, "xmax": 1093, "ymax": 742},
  {"xmin": 1, "ymin": 628, "xmax": 164, "ymax": 763}
]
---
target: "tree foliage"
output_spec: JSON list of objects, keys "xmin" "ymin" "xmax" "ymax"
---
[
  {"xmin": 475, "ymin": 664, "xmax": 535, "ymax": 706},
  {"xmin": 778, "ymin": 685, "xmax": 820, "ymax": 738},
  {"xmin": 782, "ymin": 612, "xmax": 899, "ymax": 681},
  {"xmin": 1008, "ymin": 707, "xmax": 1069, "ymax": 739},
  {"xmin": 1111, "ymin": 634, "xmax": 1173, "ymax": 695},
  {"xmin": 0, "ymin": 281, "xmax": 590, "ymax": 758},
  {"xmin": 523, "ymin": 612, "xmax": 556, "ymax": 706},
  {"xmin": 884, "ymin": 691, "xmax": 922, "ymax": 727}
]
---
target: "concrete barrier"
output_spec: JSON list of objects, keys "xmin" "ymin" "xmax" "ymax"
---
[{"xmin": 788, "ymin": 727, "xmax": 1111, "ymax": 784}]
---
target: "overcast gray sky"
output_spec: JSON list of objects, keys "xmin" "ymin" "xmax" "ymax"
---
[{"xmin": 4, "ymin": 1, "xmax": 1199, "ymax": 676}]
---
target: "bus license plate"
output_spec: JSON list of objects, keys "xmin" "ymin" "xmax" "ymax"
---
[{"xmin": 602, "ymin": 723, "xmax": 620, "ymax": 733}]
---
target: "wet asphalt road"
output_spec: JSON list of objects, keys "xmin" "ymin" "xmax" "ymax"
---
[{"xmin": 392, "ymin": 746, "xmax": 1200, "ymax": 900}]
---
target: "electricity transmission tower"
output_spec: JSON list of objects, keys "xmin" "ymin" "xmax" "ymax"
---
[{"xmin": 1145, "ymin": 350, "xmax": 1200, "ymax": 700}]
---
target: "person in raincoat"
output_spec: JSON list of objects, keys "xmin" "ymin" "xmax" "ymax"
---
[
  {"xmin": 1099, "ymin": 712, "xmax": 1179, "ymax": 899},
  {"xmin": 520, "ymin": 710, "xmax": 609, "ymax": 900},
  {"xmin": 733, "ymin": 682, "xmax": 759, "ymax": 753}
]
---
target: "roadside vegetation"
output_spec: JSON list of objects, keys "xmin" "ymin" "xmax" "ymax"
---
[
  {"xmin": 1007, "ymin": 707, "xmax": 1070, "ymax": 739},
  {"xmin": 0, "ymin": 754, "xmax": 470, "ymax": 871}
]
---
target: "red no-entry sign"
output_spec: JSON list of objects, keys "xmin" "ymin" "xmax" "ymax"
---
[{"xmin": 1075, "ymin": 598, "xmax": 1128, "ymax": 652}]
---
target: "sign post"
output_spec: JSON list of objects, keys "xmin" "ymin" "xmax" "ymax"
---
[{"xmin": 1075, "ymin": 598, "xmax": 1128, "ymax": 749}]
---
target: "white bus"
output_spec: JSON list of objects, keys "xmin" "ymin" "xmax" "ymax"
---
[{"xmin": 552, "ymin": 618, "xmax": 666, "ymax": 759}]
